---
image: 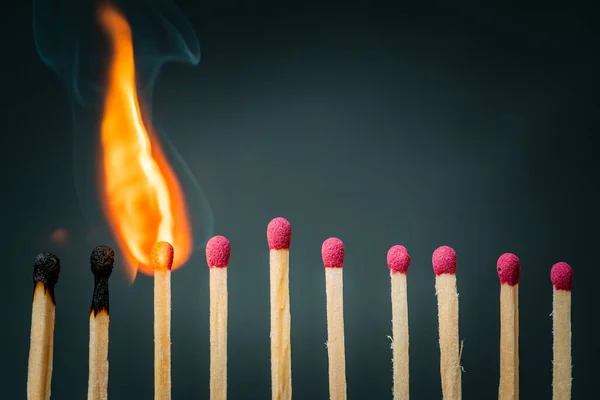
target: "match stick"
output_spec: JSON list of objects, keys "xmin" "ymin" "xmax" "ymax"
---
[
  {"xmin": 497, "ymin": 253, "xmax": 520, "ymax": 400},
  {"xmin": 432, "ymin": 245, "xmax": 462, "ymax": 400},
  {"xmin": 322, "ymin": 237, "xmax": 347, "ymax": 400},
  {"xmin": 153, "ymin": 241, "xmax": 174, "ymax": 400},
  {"xmin": 27, "ymin": 252, "xmax": 60, "ymax": 400},
  {"xmin": 206, "ymin": 236, "xmax": 232, "ymax": 400},
  {"xmin": 551, "ymin": 262, "xmax": 573, "ymax": 400},
  {"xmin": 388, "ymin": 245, "xmax": 411, "ymax": 400},
  {"xmin": 88, "ymin": 246, "xmax": 115, "ymax": 400},
  {"xmin": 267, "ymin": 217, "xmax": 293, "ymax": 400}
]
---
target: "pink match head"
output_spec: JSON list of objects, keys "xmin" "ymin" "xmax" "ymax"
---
[
  {"xmin": 206, "ymin": 235, "xmax": 231, "ymax": 268},
  {"xmin": 387, "ymin": 245, "xmax": 411, "ymax": 274},
  {"xmin": 432, "ymin": 245, "xmax": 457, "ymax": 276},
  {"xmin": 497, "ymin": 253, "xmax": 521, "ymax": 286},
  {"xmin": 267, "ymin": 217, "xmax": 292, "ymax": 250},
  {"xmin": 322, "ymin": 237, "xmax": 344, "ymax": 268},
  {"xmin": 551, "ymin": 262, "xmax": 573, "ymax": 291}
]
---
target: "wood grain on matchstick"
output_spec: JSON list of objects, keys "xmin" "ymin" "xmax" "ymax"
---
[{"xmin": 551, "ymin": 262, "xmax": 573, "ymax": 400}]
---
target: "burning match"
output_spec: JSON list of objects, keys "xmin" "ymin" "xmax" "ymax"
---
[
  {"xmin": 206, "ymin": 236, "xmax": 232, "ymax": 400},
  {"xmin": 497, "ymin": 253, "xmax": 520, "ymax": 400},
  {"xmin": 27, "ymin": 252, "xmax": 60, "ymax": 400},
  {"xmin": 432, "ymin": 245, "xmax": 462, "ymax": 400},
  {"xmin": 153, "ymin": 241, "xmax": 174, "ymax": 400},
  {"xmin": 267, "ymin": 217, "xmax": 293, "ymax": 400},
  {"xmin": 387, "ymin": 245, "xmax": 411, "ymax": 400},
  {"xmin": 551, "ymin": 262, "xmax": 573, "ymax": 400},
  {"xmin": 87, "ymin": 246, "xmax": 115, "ymax": 400},
  {"xmin": 322, "ymin": 237, "xmax": 347, "ymax": 400}
]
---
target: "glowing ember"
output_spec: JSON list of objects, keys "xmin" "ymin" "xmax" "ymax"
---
[{"xmin": 97, "ymin": 4, "xmax": 192, "ymax": 280}]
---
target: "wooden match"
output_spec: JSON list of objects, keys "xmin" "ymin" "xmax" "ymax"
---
[
  {"xmin": 87, "ymin": 246, "xmax": 115, "ymax": 400},
  {"xmin": 322, "ymin": 237, "xmax": 347, "ymax": 400},
  {"xmin": 267, "ymin": 217, "xmax": 293, "ymax": 400},
  {"xmin": 206, "ymin": 236, "xmax": 232, "ymax": 400},
  {"xmin": 152, "ymin": 241, "xmax": 174, "ymax": 400},
  {"xmin": 496, "ymin": 253, "xmax": 521, "ymax": 400},
  {"xmin": 550, "ymin": 262, "xmax": 573, "ymax": 400},
  {"xmin": 432, "ymin": 245, "xmax": 462, "ymax": 400},
  {"xmin": 387, "ymin": 245, "xmax": 411, "ymax": 400},
  {"xmin": 27, "ymin": 252, "xmax": 61, "ymax": 400}
]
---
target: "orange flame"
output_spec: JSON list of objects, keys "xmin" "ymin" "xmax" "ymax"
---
[{"xmin": 97, "ymin": 4, "xmax": 192, "ymax": 280}]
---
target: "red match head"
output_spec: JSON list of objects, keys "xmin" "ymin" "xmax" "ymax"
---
[
  {"xmin": 322, "ymin": 237, "xmax": 344, "ymax": 268},
  {"xmin": 151, "ymin": 241, "xmax": 174, "ymax": 271},
  {"xmin": 206, "ymin": 235, "xmax": 231, "ymax": 268},
  {"xmin": 267, "ymin": 217, "xmax": 292, "ymax": 250},
  {"xmin": 497, "ymin": 253, "xmax": 521, "ymax": 286},
  {"xmin": 551, "ymin": 262, "xmax": 573, "ymax": 291},
  {"xmin": 432, "ymin": 245, "xmax": 457, "ymax": 276},
  {"xmin": 387, "ymin": 245, "xmax": 410, "ymax": 274}
]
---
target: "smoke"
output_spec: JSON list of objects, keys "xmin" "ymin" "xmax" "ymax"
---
[{"xmin": 32, "ymin": 0, "xmax": 214, "ymax": 255}]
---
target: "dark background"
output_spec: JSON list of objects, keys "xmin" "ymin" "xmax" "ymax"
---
[{"xmin": 1, "ymin": 0, "xmax": 598, "ymax": 398}]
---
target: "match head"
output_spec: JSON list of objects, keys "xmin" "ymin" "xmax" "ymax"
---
[
  {"xmin": 322, "ymin": 237, "xmax": 344, "ymax": 268},
  {"xmin": 206, "ymin": 235, "xmax": 231, "ymax": 268},
  {"xmin": 551, "ymin": 262, "xmax": 573, "ymax": 291},
  {"xmin": 151, "ymin": 241, "xmax": 174, "ymax": 271},
  {"xmin": 387, "ymin": 245, "xmax": 411, "ymax": 274},
  {"xmin": 432, "ymin": 245, "xmax": 457, "ymax": 276},
  {"xmin": 90, "ymin": 245, "xmax": 115, "ymax": 277},
  {"xmin": 267, "ymin": 217, "xmax": 292, "ymax": 250},
  {"xmin": 33, "ymin": 252, "xmax": 60, "ymax": 286},
  {"xmin": 497, "ymin": 253, "xmax": 520, "ymax": 286}
]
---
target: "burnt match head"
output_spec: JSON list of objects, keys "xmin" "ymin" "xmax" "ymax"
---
[
  {"xmin": 551, "ymin": 262, "xmax": 573, "ymax": 292},
  {"xmin": 151, "ymin": 241, "xmax": 174, "ymax": 271},
  {"xmin": 387, "ymin": 245, "xmax": 411, "ymax": 274},
  {"xmin": 432, "ymin": 245, "xmax": 457, "ymax": 276},
  {"xmin": 267, "ymin": 217, "xmax": 292, "ymax": 250},
  {"xmin": 91, "ymin": 245, "xmax": 115, "ymax": 277},
  {"xmin": 497, "ymin": 253, "xmax": 520, "ymax": 286},
  {"xmin": 206, "ymin": 235, "xmax": 231, "ymax": 268},
  {"xmin": 322, "ymin": 237, "xmax": 345, "ymax": 268},
  {"xmin": 33, "ymin": 252, "xmax": 60, "ymax": 286}
]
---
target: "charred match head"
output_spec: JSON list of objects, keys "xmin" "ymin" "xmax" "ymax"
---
[
  {"xmin": 267, "ymin": 217, "xmax": 292, "ymax": 250},
  {"xmin": 91, "ymin": 245, "xmax": 115, "ymax": 277},
  {"xmin": 497, "ymin": 253, "xmax": 520, "ymax": 286},
  {"xmin": 151, "ymin": 241, "xmax": 174, "ymax": 271},
  {"xmin": 551, "ymin": 262, "xmax": 573, "ymax": 292},
  {"xmin": 387, "ymin": 245, "xmax": 411, "ymax": 274},
  {"xmin": 432, "ymin": 245, "xmax": 457, "ymax": 276},
  {"xmin": 206, "ymin": 235, "xmax": 231, "ymax": 268},
  {"xmin": 33, "ymin": 252, "xmax": 60, "ymax": 287},
  {"xmin": 322, "ymin": 237, "xmax": 345, "ymax": 268}
]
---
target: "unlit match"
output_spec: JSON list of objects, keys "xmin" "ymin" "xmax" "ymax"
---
[
  {"xmin": 267, "ymin": 217, "xmax": 293, "ymax": 400},
  {"xmin": 388, "ymin": 245, "xmax": 411, "ymax": 400},
  {"xmin": 27, "ymin": 253, "xmax": 61, "ymax": 400},
  {"xmin": 206, "ymin": 235, "xmax": 232, "ymax": 400},
  {"xmin": 432, "ymin": 246, "xmax": 462, "ymax": 400},
  {"xmin": 551, "ymin": 262, "xmax": 573, "ymax": 400},
  {"xmin": 153, "ymin": 241, "xmax": 174, "ymax": 400},
  {"xmin": 88, "ymin": 246, "xmax": 115, "ymax": 400},
  {"xmin": 322, "ymin": 237, "xmax": 347, "ymax": 400},
  {"xmin": 497, "ymin": 253, "xmax": 521, "ymax": 400}
]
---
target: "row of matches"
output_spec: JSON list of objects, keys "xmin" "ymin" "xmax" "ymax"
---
[{"xmin": 26, "ymin": 217, "xmax": 573, "ymax": 400}]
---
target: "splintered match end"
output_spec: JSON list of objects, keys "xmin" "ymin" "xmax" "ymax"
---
[
  {"xmin": 33, "ymin": 252, "xmax": 61, "ymax": 302},
  {"xmin": 206, "ymin": 235, "xmax": 231, "ymax": 268},
  {"xmin": 432, "ymin": 245, "xmax": 457, "ymax": 276},
  {"xmin": 551, "ymin": 262, "xmax": 573, "ymax": 291},
  {"xmin": 322, "ymin": 237, "xmax": 345, "ymax": 268},
  {"xmin": 267, "ymin": 217, "xmax": 292, "ymax": 250},
  {"xmin": 387, "ymin": 245, "xmax": 411, "ymax": 274},
  {"xmin": 497, "ymin": 253, "xmax": 521, "ymax": 286},
  {"xmin": 151, "ymin": 241, "xmax": 174, "ymax": 271}
]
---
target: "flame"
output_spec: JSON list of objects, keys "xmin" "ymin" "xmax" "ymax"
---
[{"xmin": 97, "ymin": 4, "xmax": 192, "ymax": 279}]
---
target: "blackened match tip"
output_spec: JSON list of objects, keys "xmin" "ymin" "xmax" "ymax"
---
[
  {"xmin": 33, "ymin": 252, "xmax": 60, "ymax": 286},
  {"xmin": 91, "ymin": 245, "xmax": 115, "ymax": 277}
]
